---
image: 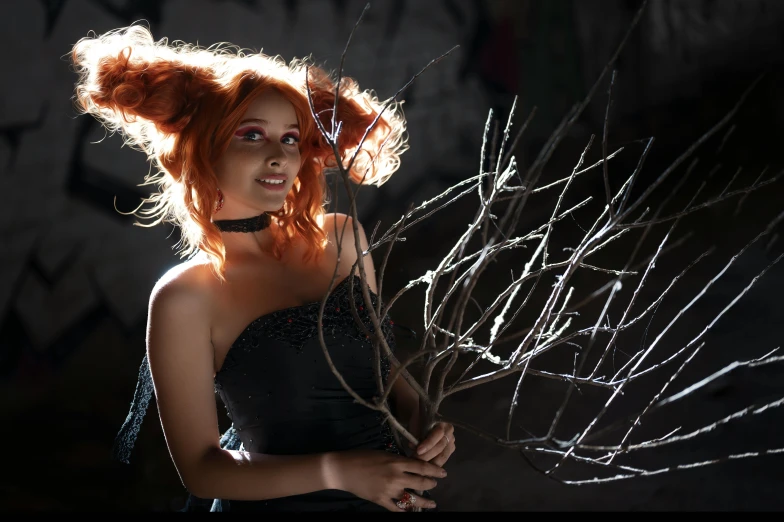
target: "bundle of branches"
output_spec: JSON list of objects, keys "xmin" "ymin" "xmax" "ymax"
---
[{"xmin": 310, "ymin": 1, "xmax": 783, "ymax": 490}]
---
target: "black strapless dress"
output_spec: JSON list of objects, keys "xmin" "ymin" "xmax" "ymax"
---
[{"xmin": 112, "ymin": 275, "xmax": 431, "ymax": 512}]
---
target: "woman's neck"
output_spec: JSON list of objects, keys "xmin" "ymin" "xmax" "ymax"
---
[
  {"xmin": 214, "ymin": 212, "xmax": 277, "ymax": 258},
  {"xmin": 213, "ymin": 212, "xmax": 271, "ymax": 233}
]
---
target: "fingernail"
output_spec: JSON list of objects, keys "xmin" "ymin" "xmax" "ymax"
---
[
  {"xmin": 441, "ymin": 470, "xmax": 447, "ymax": 477},
  {"xmin": 417, "ymin": 446, "xmax": 426, "ymax": 455}
]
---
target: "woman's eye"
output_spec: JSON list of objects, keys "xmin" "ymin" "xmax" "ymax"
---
[
  {"xmin": 238, "ymin": 128, "xmax": 298, "ymax": 146},
  {"xmin": 242, "ymin": 131, "xmax": 264, "ymax": 142}
]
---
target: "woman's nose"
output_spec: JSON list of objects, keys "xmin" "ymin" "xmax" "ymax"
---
[{"xmin": 266, "ymin": 142, "xmax": 287, "ymax": 168}]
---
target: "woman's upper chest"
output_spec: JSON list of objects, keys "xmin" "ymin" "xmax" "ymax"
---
[{"xmin": 210, "ymin": 243, "xmax": 351, "ymax": 372}]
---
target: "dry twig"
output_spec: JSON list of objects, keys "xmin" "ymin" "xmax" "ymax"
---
[{"xmin": 309, "ymin": 0, "xmax": 784, "ymax": 487}]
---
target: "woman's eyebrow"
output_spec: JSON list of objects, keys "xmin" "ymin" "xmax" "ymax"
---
[{"xmin": 239, "ymin": 118, "xmax": 299, "ymax": 129}]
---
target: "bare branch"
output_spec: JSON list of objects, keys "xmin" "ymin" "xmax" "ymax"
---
[
  {"xmin": 558, "ymin": 448, "xmax": 784, "ymax": 485},
  {"xmin": 621, "ymin": 173, "xmax": 781, "ymax": 230},
  {"xmin": 300, "ymin": 0, "xmax": 784, "ymax": 492},
  {"xmin": 602, "ymin": 70, "xmax": 617, "ymax": 220},
  {"xmin": 331, "ymin": 3, "xmax": 370, "ymax": 139}
]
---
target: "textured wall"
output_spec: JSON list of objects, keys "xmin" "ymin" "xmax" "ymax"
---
[
  {"xmin": 0, "ymin": 0, "xmax": 495, "ymax": 355},
  {"xmin": 573, "ymin": 0, "xmax": 784, "ymax": 124}
]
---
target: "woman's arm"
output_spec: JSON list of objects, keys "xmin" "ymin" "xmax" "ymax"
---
[
  {"xmin": 389, "ymin": 373, "xmax": 423, "ymax": 439},
  {"xmin": 146, "ymin": 269, "xmax": 337, "ymax": 500}
]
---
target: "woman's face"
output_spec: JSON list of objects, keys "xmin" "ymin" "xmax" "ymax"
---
[{"xmin": 213, "ymin": 88, "xmax": 302, "ymax": 217}]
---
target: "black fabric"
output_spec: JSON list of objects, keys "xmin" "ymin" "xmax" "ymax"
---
[
  {"xmin": 111, "ymin": 354, "xmax": 154, "ymax": 465},
  {"xmin": 213, "ymin": 212, "xmax": 271, "ymax": 233},
  {"xmin": 113, "ymin": 274, "xmax": 431, "ymax": 512}
]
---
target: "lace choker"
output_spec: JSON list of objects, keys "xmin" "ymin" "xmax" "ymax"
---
[{"xmin": 214, "ymin": 213, "xmax": 271, "ymax": 233}]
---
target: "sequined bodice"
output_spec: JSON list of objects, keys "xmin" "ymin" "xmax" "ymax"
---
[{"xmin": 211, "ymin": 274, "xmax": 402, "ymax": 511}]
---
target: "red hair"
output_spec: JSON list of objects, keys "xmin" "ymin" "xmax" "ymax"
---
[{"xmin": 70, "ymin": 24, "xmax": 407, "ymax": 279}]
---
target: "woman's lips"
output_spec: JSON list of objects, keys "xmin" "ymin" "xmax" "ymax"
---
[{"xmin": 255, "ymin": 178, "xmax": 287, "ymax": 191}]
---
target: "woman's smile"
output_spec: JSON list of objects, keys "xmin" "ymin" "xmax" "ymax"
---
[{"xmin": 255, "ymin": 177, "xmax": 288, "ymax": 191}]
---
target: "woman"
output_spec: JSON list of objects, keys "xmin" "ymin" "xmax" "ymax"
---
[{"xmin": 71, "ymin": 24, "xmax": 455, "ymax": 512}]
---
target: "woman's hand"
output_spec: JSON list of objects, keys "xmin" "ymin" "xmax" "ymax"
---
[
  {"xmin": 326, "ymin": 449, "xmax": 446, "ymax": 511},
  {"xmin": 409, "ymin": 421, "xmax": 456, "ymax": 467}
]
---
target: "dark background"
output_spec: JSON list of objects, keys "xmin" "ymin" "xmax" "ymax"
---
[{"xmin": 1, "ymin": 0, "xmax": 783, "ymax": 512}]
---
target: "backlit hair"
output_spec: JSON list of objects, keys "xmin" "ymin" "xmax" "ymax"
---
[{"xmin": 71, "ymin": 23, "xmax": 408, "ymax": 279}]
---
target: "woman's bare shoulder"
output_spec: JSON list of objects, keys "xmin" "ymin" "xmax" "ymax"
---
[
  {"xmin": 322, "ymin": 212, "xmax": 368, "ymax": 243},
  {"xmin": 322, "ymin": 212, "xmax": 378, "ymax": 292},
  {"xmin": 149, "ymin": 257, "xmax": 217, "ymax": 318}
]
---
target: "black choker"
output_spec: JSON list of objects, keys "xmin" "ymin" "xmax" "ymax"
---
[{"xmin": 214, "ymin": 213, "xmax": 271, "ymax": 233}]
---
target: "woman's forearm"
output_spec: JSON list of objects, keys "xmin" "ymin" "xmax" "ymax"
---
[
  {"xmin": 188, "ymin": 386, "xmax": 422, "ymax": 501},
  {"xmin": 390, "ymin": 372, "xmax": 424, "ymax": 440},
  {"xmin": 187, "ymin": 447, "xmax": 342, "ymax": 501},
  {"xmin": 394, "ymin": 393, "xmax": 422, "ymax": 440}
]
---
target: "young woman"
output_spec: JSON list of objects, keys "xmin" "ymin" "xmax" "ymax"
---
[{"xmin": 71, "ymin": 24, "xmax": 455, "ymax": 512}]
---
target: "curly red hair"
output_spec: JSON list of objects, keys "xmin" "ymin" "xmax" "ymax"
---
[{"xmin": 70, "ymin": 24, "xmax": 408, "ymax": 279}]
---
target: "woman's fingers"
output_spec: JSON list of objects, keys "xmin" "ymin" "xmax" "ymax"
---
[
  {"xmin": 416, "ymin": 435, "xmax": 449, "ymax": 462},
  {"xmin": 401, "ymin": 458, "xmax": 447, "ymax": 479},
  {"xmin": 412, "ymin": 474, "xmax": 439, "ymax": 491},
  {"xmin": 414, "ymin": 423, "xmax": 447, "ymax": 455},
  {"xmin": 416, "ymin": 429, "xmax": 456, "ymax": 463},
  {"xmin": 415, "ymin": 496, "xmax": 438, "ymax": 510},
  {"xmin": 413, "ymin": 422, "xmax": 456, "ymax": 457},
  {"xmin": 381, "ymin": 499, "xmax": 403, "ymax": 512},
  {"xmin": 430, "ymin": 440, "xmax": 456, "ymax": 468},
  {"xmin": 388, "ymin": 491, "xmax": 437, "ymax": 511}
]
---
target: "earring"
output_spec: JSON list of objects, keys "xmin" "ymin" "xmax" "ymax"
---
[{"xmin": 215, "ymin": 188, "xmax": 224, "ymax": 213}]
